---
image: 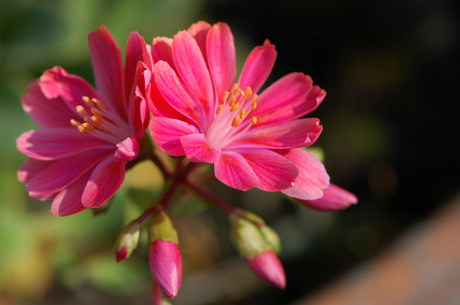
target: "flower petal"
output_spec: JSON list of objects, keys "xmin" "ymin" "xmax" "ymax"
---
[
  {"xmin": 154, "ymin": 61, "xmax": 206, "ymax": 128},
  {"xmin": 231, "ymin": 118, "xmax": 322, "ymax": 149},
  {"xmin": 82, "ymin": 158, "xmax": 125, "ymax": 208},
  {"xmin": 152, "ymin": 37, "xmax": 175, "ymax": 69},
  {"xmin": 25, "ymin": 149, "xmax": 112, "ymax": 200},
  {"xmin": 206, "ymin": 22, "xmax": 236, "ymax": 100},
  {"xmin": 180, "ymin": 133, "xmax": 221, "ymax": 163},
  {"xmin": 50, "ymin": 171, "xmax": 92, "ymax": 216},
  {"xmin": 188, "ymin": 21, "xmax": 211, "ymax": 60},
  {"xmin": 297, "ymin": 183, "xmax": 358, "ymax": 211},
  {"xmin": 114, "ymin": 136, "xmax": 139, "ymax": 162},
  {"xmin": 17, "ymin": 128, "xmax": 109, "ymax": 160},
  {"xmin": 21, "ymin": 81, "xmax": 77, "ymax": 128},
  {"xmin": 238, "ymin": 40, "xmax": 277, "ymax": 94},
  {"xmin": 172, "ymin": 30, "xmax": 214, "ymax": 125},
  {"xmin": 214, "ymin": 151, "xmax": 260, "ymax": 191},
  {"xmin": 124, "ymin": 31, "xmax": 150, "ymax": 102},
  {"xmin": 238, "ymin": 149, "xmax": 298, "ymax": 192},
  {"xmin": 280, "ymin": 148, "xmax": 330, "ymax": 200},
  {"xmin": 18, "ymin": 158, "xmax": 55, "ymax": 184},
  {"xmin": 149, "ymin": 117, "xmax": 199, "ymax": 157},
  {"xmin": 87, "ymin": 26, "xmax": 126, "ymax": 117}
]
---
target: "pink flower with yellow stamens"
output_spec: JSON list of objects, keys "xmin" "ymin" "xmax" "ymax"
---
[
  {"xmin": 16, "ymin": 26, "xmax": 150, "ymax": 216},
  {"xmin": 147, "ymin": 21, "xmax": 329, "ymax": 199}
]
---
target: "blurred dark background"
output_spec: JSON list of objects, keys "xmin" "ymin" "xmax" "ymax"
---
[{"xmin": 1, "ymin": 0, "xmax": 459, "ymax": 304}]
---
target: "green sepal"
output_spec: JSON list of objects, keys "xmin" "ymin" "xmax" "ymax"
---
[{"xmin": 148, "ymin": 210, "xmax": 178, "ymax": 244}]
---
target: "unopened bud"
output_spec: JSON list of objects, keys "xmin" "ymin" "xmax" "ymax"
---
[
  {"xmin": 297, "ymin": 183, "xmax": 358, "ymax": 211},
  {"xmin": 229, "ymin": 210, "xmax": 285, "ymax": 288},
  {"xmin": 148, "ymin": 211, "xmax": 182, "ymax": 299},
  {"xmin": 114, "ymin": 221, "xmax": 141, "ymax": 263}
]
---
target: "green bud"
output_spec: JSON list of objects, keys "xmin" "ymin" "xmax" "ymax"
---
[
  {"xmin": 115, "ymin": 221, "xmax": 141, "ymax": 262},
  {"xmin": 149, "ymin": 210, "xmax": 179, "ymax": 244}
]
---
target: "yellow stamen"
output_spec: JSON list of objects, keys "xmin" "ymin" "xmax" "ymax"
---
[
  {"xmin": 222, "ymin": 91, "xmax": 229, "ymax": 103},
  {"xmin": 216, "ymin": 104, "xmax": 223, "ymax": 115},
  {"xmin": 81, "ymin": 122, "xmax": 95, "ymax": 132},
  {"xmin": 243, "ymin": 87, "xmax": 252, "ymax": 100},
  {"xmin": 231, "ymin": 116, "xmax": 241, "ymax": 127},
  {"xmin": 82, "ymin": 96, "xmax": 94, "ymax": 107},
  {"xmin": 252, "ymin": 102, "xmax": 257, "ymax": 110},
  {"xmin": 91, "ymin": 116, "xmax": 103, "ymax": 126},
  {"xmin": 91, "ymin": 108, "xmax": 103, "ymax": 119},
  {"xmin": 92, "ymin": 98, "xmax": 107, "ymax": 110},
  {"xmin": 239, "ymin": 109, "xmax": 245, "ymax": 119},
  {"xmin": 76, "ymin": 106, "xmax": 88, "ymax": 118},
  {"xmin": 230, "ymin": 103, "xmax": 239, "ymax": 112},
  {"xmin": 252, "ymin": 116, "xmax": 257, "ymax": 124},
  {"xmin": 251, "ymin": 93, "xmax": 258, "ymax": 104},
  {"xmin": 228, "ymin": 96, "xmax": 236, "ymax": 107}
]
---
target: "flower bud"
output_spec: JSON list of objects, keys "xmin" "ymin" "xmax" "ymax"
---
[
  {"xmin": 297, "ymin": 183, "xmax": 358, "ymax": 211},
  {"xmin": 148, "ymin": 211, "xmax": 182, "ymax": 299},
  {"xmin": 229, "ymin": 210, "xmax": 285, "ymax": 288},
  {"xmin": 114, "ymin": 221, "xmax": 141, "ymax": 262}
]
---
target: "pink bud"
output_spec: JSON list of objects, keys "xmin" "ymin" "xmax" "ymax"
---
[
  {"xmin": 245, "ymin": 250, "xmax": 286, "ymax": 289},
  {"xmin": 115, "ymin": 246, "xmax": 128, "ymax": 263},
  {"xmin": 298, "ymin": 183, "xmax": 358, "ymax": 211},
  {"xmin": 149, "ymin": 239, "xmax": 182, "ymax": 299}
]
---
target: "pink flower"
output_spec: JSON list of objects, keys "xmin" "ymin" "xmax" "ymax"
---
[
  {"xmin": 245, "ymin": 250, "xmax": 286, "ymax": 289},
  {"xmin": 297, "ymin": 183, "xmax": 358, "ymax": 211},
  {"xmin": 16, "ymin": 26, "xmax": 150, "ymax": 216},
  {"xmin": 147, "ymin": 21, "xmax": 329, "ymax": 199}
]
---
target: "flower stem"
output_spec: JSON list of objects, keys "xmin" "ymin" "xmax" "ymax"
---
[{"xmin": 184, "ymin": 180, "xmax": 235, "ymax": 214}]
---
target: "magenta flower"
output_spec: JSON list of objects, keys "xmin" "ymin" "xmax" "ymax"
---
[
  {"xmin": 16, "ymin": 26, "xmax": 150, "ymax": 216},
  {"xmin": 297, "ymin": 183, "xmax": 358, "ymax": 211},
  {"xmin": 148, "ymin": 21, "xmax": 329, "ymax": 199}
]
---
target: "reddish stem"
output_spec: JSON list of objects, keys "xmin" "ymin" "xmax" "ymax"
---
[{"xmin": 184, "ymin": 180, "xmax": 235, "ymax": 214}]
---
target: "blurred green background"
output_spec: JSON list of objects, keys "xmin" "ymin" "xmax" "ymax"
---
[{"xmin": 1, "ymin": 0, "xmax": 459, "ymax": 304}]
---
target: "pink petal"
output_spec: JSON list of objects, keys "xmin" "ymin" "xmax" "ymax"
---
[
  {"xmin": 152, "ymin": 37, "xmax": 175, "ymax": 69},
  {"xmin": 180, "ymin": 133, "xmax": 221, "ymax": 163},
  {"xmin": 124, "ymin": 31, "xmax": 150, "ymax": 102},
  {"xmin": 147, "ymin": 81, "xmax": 192, "ymax": 124},
  {"xmin": 187, "ymin": 21, "xmax": 211, "ymax": 61},
  {"xmin": 17, "ymin": 128, "xmax": 109, "ymax": 160},
  {"xmin": 172, "ymin": 31, "xmax": 214, "ymax": 125},
  {"xmin": 153, "ymin": 61, "xmax": 206, "ymax": 128},
  {"xmin": 87, "ymin": 26, "xmax": 126, "ymax": 117},
  {"xmin": 114, "ymin": 136, "xmax": 139, "ymax": 162},
  {"xmin": 81, "ymin": 158, "xmax": 125, "ymax": 208},
  {"xmin": 298, "ymin": 183, "xmax": 358, "ymax": 211},
  {"xmin": 206, "ymin": 22, "xmax": 236, "ymax": 100},
  {"xmin": 256, "ymin": 84, "xmax": 326, "ymax": 127},
  {"xmin": 280, "ymin": 148, "xmax": 330, "ymax": 200},
  {"xmin": 238, "ymin": 149, "xmax": 298, "ymax": 192},
  {"xmin": 238, "ymin": 40, "xmax": 277, "ymax": 94},
  {"xmin": 50, "ymin": 171, "xmax": 92, "ymax": 216},
  {"xmin": 149, "ymin": 117, "xmax": 199, "ymax": 157},
  {"xmin": 245, "ymin": 250, "xmax": 286, "ymax": 289},
  {"xmin": 127, "ymin": 62, "xmax": 151, "ymax": 137},
  {"xmin": 149, "ymin": 240, "xmax": 182, "ymax": 299},
  {"xmin": 232, "ymin": 118, "xmax": 322, "ymax": 149},
  {"xmin": 21, "ymin": 81, "xmax": 77, "ymax": 128},
  {"xmin": 39, "ymin": 66, "xmax": 103, "ymax": 116},
  {"xmin": 214, "ymin": 151, "xmax": 260, "ymax": 191},
  {"xmin": 25, "ymin": 149, "xmax": 112, "ymax": 200},
  {"xmin": 18, "ymin": 158, "xmax": 55, "ymax": 184}
]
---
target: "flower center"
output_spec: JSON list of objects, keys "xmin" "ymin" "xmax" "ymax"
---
[
  {"xmin": 70, "ymin": 96, "xmax": 132, "ymax": 144},
  {"xmin": 206, "ymin": 84, "xmax": 258, "ymax": 150}
]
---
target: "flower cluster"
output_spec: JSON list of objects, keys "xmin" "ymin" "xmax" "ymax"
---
[{"xmin": 17, "ymin": 22, "xmax": 357, "ymax": 302}]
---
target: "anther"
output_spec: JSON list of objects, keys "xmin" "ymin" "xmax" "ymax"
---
[
  {"xmin": 243, "ymin": 87, "xmax": 252, "ymax": 100},
  {"xmin": 76, "ymin": 106, "xmax": 88, "ymax": 118},
  {"xmin": 239, "ymin": 109, "xmax": 245, "ymax": 119},
  {"xmin": 252, "ymin": 117, "xmax": 257, "ymax": 124},
  {"xmin": 92, "ymin": 98, "xmax": 107, "ymax": 110},
  {"xmin": 82, "ymin": 96, "xmax": 94, "ymax": 107},
  {"xmin": 77, "ymin": 125, "xmax": 90, "ymax": 134},
  {"xmin": 91, "ymin": 116, "xmax": 103, "ymax": 126},
  {"xmin": 231, "ymin": 116, "xmax": 241, "ymax": 127},
  {"xmin": 70, "ymin": 119, "xmax": 80, "ymax": 128},
  {"xmin": 81, "ymin": 122, "xmax": 95, "ymax": 132},
  {"xmin": 230, "ymin": 103, "xmax": 239, "ymax": 112},
  {"xmin": 251, "ymin": 93, "xmax": 258, "ymax": 103},
  {"xmin": 252, "ymin": 102, "xmax": 257, "ymax": 110},
  {"xmin": 91, "ymin": 108, "xmax": 103, "ymax": 119},
  {"xmin": 216, "ymin": 104, "xmax": 223, "ymax": 115},
  {"xmin": 228, "ymin": 96, "xmax": 236, "ymax": 107},
  {"xmin": 222, "ymin": 91, "xmax": 229, "ymax": 103},
  {"xmin": 230, "ymin": 83, "xmax": 239, "ymax": 93}
]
